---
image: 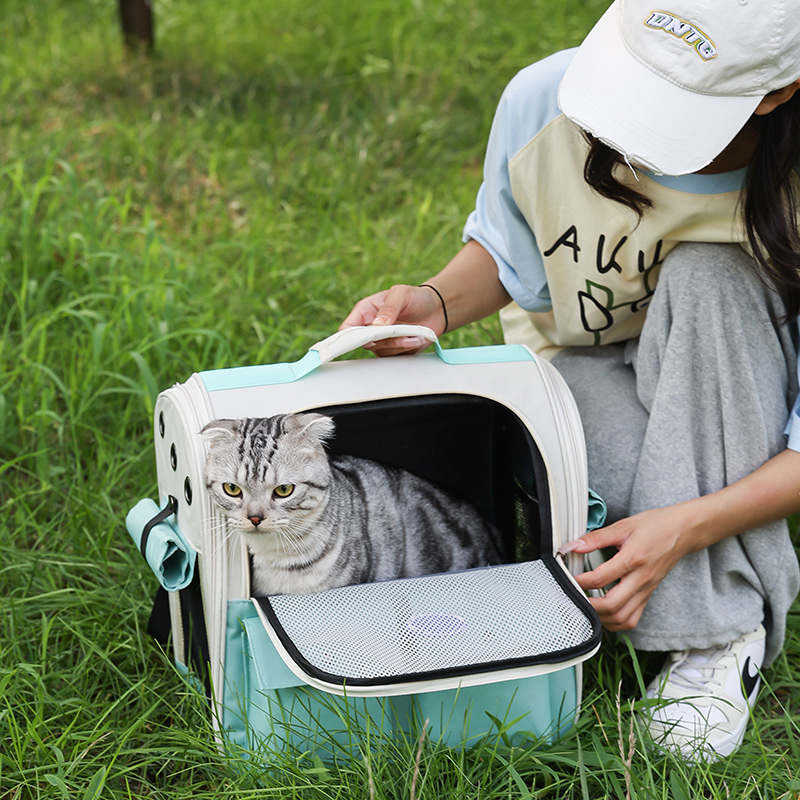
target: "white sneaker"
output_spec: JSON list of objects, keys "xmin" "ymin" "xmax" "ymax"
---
[{"xmin": 643, "ymin": 625, "xmax": 766, "ymax": 761}]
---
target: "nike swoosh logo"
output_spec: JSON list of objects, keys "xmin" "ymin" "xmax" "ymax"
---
[{"xmin": 741, "ymin": 656, "xmax": 760, "ymax": 699}]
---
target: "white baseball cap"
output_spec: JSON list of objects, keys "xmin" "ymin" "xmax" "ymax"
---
[{"xmin": 558, "ymin": 0, "xmax": 800, "ymax": 175}]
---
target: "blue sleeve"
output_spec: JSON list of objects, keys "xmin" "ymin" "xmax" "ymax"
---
[
  {"xmin": 785, "ymin": 317, "xmax": 800, "ymax": 451},
  {"xmin": 462, "ymin": 50, "xmax": 577, "ymax": 313}
]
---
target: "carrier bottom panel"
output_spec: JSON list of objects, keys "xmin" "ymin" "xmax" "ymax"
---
[{"xmin": 254, "ymin": 558, "xmax": 600, "ymax": 689}]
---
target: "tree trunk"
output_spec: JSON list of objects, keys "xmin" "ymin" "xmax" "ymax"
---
[{"xmin": 119, "ymin": 0, "xmax": 154, "ymax": 52}]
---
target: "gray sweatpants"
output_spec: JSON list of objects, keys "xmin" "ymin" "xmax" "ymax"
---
[{"xmin": 552, "ymin": 242, "xmax": 800, "ymax": 666}]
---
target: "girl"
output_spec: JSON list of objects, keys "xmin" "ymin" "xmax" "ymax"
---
[{"xmin": 341, "ymin": 0, "xmax": 800, "ymax": 761}]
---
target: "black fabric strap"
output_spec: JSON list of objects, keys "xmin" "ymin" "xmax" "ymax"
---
[
  {"xmin": 139, "ymin": 496, "xmax": 178, "ymax": 559},
  {"xmin": 179, "ymin": 570, "xmax": 212, "ymax": 700},
  {"xmin": 147, "ymin": 586, "xmax": 172, "ymax": 647}
]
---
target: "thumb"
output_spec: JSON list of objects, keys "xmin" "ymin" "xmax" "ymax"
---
[
  {"xmin": 372, "ymin": 306, "xmax": 397, "ymax": 326},
  {"xmin": 372, "ymin": 286, "xmax": 410, "ymax": 326}
]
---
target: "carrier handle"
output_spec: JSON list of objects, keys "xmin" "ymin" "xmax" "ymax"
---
[
  {"xmin": 198, "ymin": 325, "xmax": 440, "ymax": 391},
  {"xmin": 310, "ymin": 325, "xmax": 438, "ymax": 364}
]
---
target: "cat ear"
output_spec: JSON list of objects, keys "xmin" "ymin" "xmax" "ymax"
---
[
  {"xmin": 287, "ymin": 413, "xmax": 335, "ymax": 445},
  {"xmin": 200, "ymin": 419, "xmax": 239, "ymax": 448}
]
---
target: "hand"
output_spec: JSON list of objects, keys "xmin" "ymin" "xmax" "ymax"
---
[
  {"xmin": 560, "ymin": 505, "xmax": 693, "ymax": 631},
  {"xmin": 339, "ymin": 284, "xmax": 445, "ymax": 356}
]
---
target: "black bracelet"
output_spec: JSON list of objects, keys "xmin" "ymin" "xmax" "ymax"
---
[{"xmin": 419, "ymin": 284, "xmax": 448, "ymax": 333}]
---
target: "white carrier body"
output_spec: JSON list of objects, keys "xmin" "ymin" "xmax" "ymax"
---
[{"xmin": 129, "ymin": 326, "xmax": 602, "ymax": 758}]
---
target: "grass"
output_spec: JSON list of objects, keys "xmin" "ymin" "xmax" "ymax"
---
[{"xmin": 1, "ymin": 0, "xmax": 799, "ymax": 796}]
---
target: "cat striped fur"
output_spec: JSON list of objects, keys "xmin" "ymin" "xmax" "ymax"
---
[{"xmin": 201, "ymin": 413, "xmax": 502, "ymax": 596}]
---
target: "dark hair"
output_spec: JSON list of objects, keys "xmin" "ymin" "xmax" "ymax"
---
[
  {"xmin": 582, "ymin": 134, "xmax": 653, "ymax": 217},
  {"xmin": 582, "ymin": 91, "xmax": 800, "ymax": 318}
]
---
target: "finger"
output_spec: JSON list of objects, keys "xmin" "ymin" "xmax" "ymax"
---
[
  {"xmin": 366, "ymin": 337, "xmax": 432, "ymax": 357},
  {"xmin": 371, "ymin": 286, "xmax": 412, "ymax": 326},
  {"xmin": 591, "ymin": 594, "xmax": 647, "ymax": 631},
  {"xmin": 559, "ymin": 523, "xmax": 629, "ymax": 555},
  {"xmin": 573, "ymin": 550, "xmax": 630, "ymax": 592},
  {"xmin": 595, "ymin": 610, "xmax": 645, "ymax": 632},
  {"xmin": 339, "ymin": 292, "xmax": 389, "ymax": 330},
  {"xmin": 340, "ymin": 309, "xmax": 376, "ymax": 330},
  {"xmin": 588, "ymin": 577, "xmax": 655, "ymax": 630}
]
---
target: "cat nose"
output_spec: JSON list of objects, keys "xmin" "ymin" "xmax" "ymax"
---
[{"xmin": 249, "ymin": 515, "xmax": 263, "ymax": 527}]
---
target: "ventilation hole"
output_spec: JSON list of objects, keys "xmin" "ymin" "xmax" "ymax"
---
[
  {"xmin": 184, "ymin": 477, "xmax": 193, "ymax": 506},
  {"xmin": 158, "ymin": 411, "xmax": 165, "ymax": 438},
  {"xmin": 170, "ymin": 444, "xmax": 178, "ymax": 471}
]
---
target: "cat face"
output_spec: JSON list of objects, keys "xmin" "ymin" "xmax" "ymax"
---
[{"xmin": 201, "ymin": 414, "xmax": 335, "ymax": 535}]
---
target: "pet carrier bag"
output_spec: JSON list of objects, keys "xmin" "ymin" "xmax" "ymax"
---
[{"xmin": 127, "ymin": 324, "xmax": 604, "ymax": 761}]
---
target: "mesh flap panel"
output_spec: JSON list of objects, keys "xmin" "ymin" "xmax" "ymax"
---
[{"xmin": 257, "ymin": 561, "xmax": 598, "ymax": 686}]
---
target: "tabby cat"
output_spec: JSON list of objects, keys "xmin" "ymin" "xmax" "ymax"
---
[{"xmin": 201, "ymin": 413, "xmax": 502, "ymax": 595}]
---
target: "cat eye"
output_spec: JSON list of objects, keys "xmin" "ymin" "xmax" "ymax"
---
[
  {"xmin": 222, "ymin": 482, "xmax": 242, "ymax": 497},
  {"xmin": 273, "ymin": 484, "xmax": 295, "ymax": 498}
]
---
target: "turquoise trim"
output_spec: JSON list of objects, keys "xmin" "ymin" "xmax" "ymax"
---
[
  {"xmin": 199, "ymin": 343, "xmax": 534, "ymax": 392},
  {"xmin": 125, "ymin": 497, "xmax": 196, "ymax": 592},
  {"xmin": 241, "ymin": 616, "xmax": 301, "ymax": 691},
  {"xmin": 219, "ymin": 598, "xmax": 577, "ymax": 763},
  {"xmin": 586, "ymin": 489, "xmax": 607, "ymax": 532},
  {"xmin": 640, "ymin": 167, "xmax": 746, "ymax": 195},
  {"xmin": 200, "ymin": 351, "xmax": 321, "ymax": 392},
  {"xmin": 174, "ymin": 659, "xmax": 205, "ymax": 695},
  {"xmin": 434, "ymin": 342, "xmax": 535, "ymax": 365}
]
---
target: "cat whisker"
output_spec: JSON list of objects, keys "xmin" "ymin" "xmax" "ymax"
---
[
  {"xmin": 275, "ymin": 522, "xmax": 313, "ymax": 560},
  {"xmin": 198, "ymin": 516, "xmax": 241, "ymax": 559},
  {"xmin": 280, "ymin": 521, "xmax": 332, "ymax": 564},
  {"xmin": 273, "ymin": 526, "xmax": 301, "ymax": 558}
]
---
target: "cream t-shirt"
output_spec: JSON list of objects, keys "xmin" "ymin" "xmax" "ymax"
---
[
  {"xmin": 464, "ymin": 48, "xmax": 752, "ymax": 358},
  {"xmin": 462, "ymin": 47, "xmax": 800, "ymax": 446}
]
